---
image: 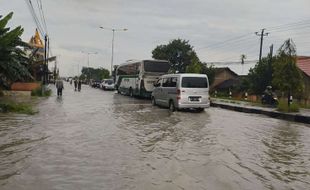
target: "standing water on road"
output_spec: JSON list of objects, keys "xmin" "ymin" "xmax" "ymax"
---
[{"xmin": 1, "ymin": 83, "xmax": 310, "ymax": 190}]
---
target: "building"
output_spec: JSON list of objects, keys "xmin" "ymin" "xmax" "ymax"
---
[
  {"xmin": 26, "ymin": 29, "xmax": 56, "ymax": 82},
  {"xmin": 296, "ymin": 56, "xmax": 310, "ymax": 103},
  {"xmin": 25, "ymin": 29, "xmax": 45, "ymax": 81},
  {"xmin": 211, "ymin": 67, "xmax": 240, "ymax": 92}
]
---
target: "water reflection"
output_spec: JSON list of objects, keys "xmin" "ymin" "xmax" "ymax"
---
[
  {"xmin": 261, "ymin": 122, "xmax": 310, "ymax": 188},
  {"xmin": 0, "ymin": 114, "xmax": 47, "ymax": 186},
  {"xmin": 1, "ymin": 86, "xmax": 309, "ymax": 190}
]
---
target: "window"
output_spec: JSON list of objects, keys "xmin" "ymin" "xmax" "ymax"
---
[
  {"xmin": 154, "ymin": 79, "xmax": 162, "ymax": 87},
  {"xmin": 162, "ymin": 78, "xmax": 169, "ymax": 87},
  {"xmin": 162, "ymin": 77, "xmax": 177, "ymax": 87},
  {"xmin": 181, "ymin": 77, "xmax": 208, "ymax": 88},
  {"xmin": 117, "ymin": 63, "xmax": 140, "ymax": 75},
  {"xmin": 169, "ymin": 77, "xmax": 177, "ymax": 87},
  {"xmin": 144, "ymin": 61, "xmax": 170, "ymax": 73}
]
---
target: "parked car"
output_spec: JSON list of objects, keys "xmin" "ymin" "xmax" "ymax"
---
[
  {"xmin": 100, "ymin": 79, "xmax": 107, "ymax": 89},
  {"xmin": 102, "ymin": 79, "xmax": 115, "ymax": 90},
  {"xmin": 91, "ymin": 80, "xmax": 101, "ymax": 88},
  {"xmin": 151, "ymin": 73, "xmax": 210, "ymax": 112}
]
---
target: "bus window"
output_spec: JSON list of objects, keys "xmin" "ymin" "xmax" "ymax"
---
[{"xmin": 144, "ymin": 61, "xmax": 170, "ymax": 73}]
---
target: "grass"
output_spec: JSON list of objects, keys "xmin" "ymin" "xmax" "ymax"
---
[
  {"xmin": 0, "ymin": 100, "xmax": 37, "ymax": 115},
  {"xmin": 277, "ymin": 100, "xmax": 299, "ymax": 113},
  {"xmin": 31, "ymin": 86, "xmax": 51, "ymax": 97},
  {"xmin": 212, "ymin": 96, "xmax": 262, "ymax": 107}
]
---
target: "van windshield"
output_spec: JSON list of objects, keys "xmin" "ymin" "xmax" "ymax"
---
[
  {"xmin": 181, "ymin": 77, "xmax": 208, "ymax": 88},
  {"xmin": 144, "ymin": 61, "xmax": 170, "ymax": 73},
  {"xmin": 105, "ymin": 80, "xmax": 114, "ymax": 85}
]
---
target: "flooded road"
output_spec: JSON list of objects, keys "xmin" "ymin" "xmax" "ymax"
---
[{"xmin": 1, "ymin": 83, "xmax": 310, "ymax": 190}]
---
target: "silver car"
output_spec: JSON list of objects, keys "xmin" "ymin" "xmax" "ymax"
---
[{"xmin": 151, "ymin": 73, "xmax": 210, "ymax": 112}]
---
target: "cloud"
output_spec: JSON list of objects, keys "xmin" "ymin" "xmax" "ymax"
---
[{"xmin": 1, "ymin": 0, "xmax": 310, "ymax": 76}]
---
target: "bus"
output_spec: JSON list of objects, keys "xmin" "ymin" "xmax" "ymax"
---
[{"xmin": 115, "ymin": 59, "xmax": 170, "ymax": 98}]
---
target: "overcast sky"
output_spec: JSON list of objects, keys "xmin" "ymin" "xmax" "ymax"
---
[{"xmin": 1, "ymin": 0, "xmax": 310, "ymax": 76}]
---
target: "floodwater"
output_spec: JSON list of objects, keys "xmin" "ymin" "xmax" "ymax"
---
[{"xmin": 0, "ymin": 83, "xmax": 310, "ymax": 190}]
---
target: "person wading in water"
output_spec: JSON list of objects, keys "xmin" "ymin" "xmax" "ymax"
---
[{"xmin": 55, "ymin": 78, "xmax": 64, "ymax": 96}]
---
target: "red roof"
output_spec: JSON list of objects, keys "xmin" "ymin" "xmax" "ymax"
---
[{"xmin": 297, "ymin": 56, "xmax": 310, "ymax": 77}]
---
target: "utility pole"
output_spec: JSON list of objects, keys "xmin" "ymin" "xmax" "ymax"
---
[
  {"xmin": 268, "ymin": 44, "xmax": 273, "ymax": 85},
  {"xmin": 255, "ymin": 29, "xmax": 269, "ymax": 63},
  {"xmin": 44, "ymin": 35, "xmax": 47, "ymax": 85},
  {"xmin": 47, "ymin": 36, "xmax": 50, "ymax": 83},
  {"xmin": 99, "ymin": 27, "xmax": 128, "ymax": 75}
]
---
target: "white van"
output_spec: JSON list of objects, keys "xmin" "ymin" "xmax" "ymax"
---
[{"xmin": 151, "ymin": 73, "xmax": 210, "ymax": 112}]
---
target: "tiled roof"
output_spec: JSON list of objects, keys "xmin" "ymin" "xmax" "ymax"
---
[{"xmin": 297, "ymin": 56, "xmax": 310, "ymax": 77}]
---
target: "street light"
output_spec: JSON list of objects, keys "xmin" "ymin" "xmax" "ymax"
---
[
  {"xmin": 81, "ymin": 51, "xmax": 98, "ymax": 81},
  {"xmin": 99, "ymin": 27, "xmax": 127, "ymax": 75}
]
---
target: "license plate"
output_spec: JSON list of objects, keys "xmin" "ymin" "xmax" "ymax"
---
[{"xmin": 189, "ymin": 97, "xmax": 200, "ymax": 101}]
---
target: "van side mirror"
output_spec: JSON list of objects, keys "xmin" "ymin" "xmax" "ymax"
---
[{"xmin": 154, "ymin": 83, "xmax": 160, "ymax": 87}]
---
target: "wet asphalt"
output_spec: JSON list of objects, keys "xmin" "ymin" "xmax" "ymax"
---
[{"xmin": 0, "ymin": 82, "xmax": 310, "ymax": 190}]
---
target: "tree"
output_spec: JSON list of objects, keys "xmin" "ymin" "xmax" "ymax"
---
[
  {"xmin": 240, "ymin": 54, "xmax": 246, "ymax": 74},
  {"xmin": 201, "ymin": 63, "xmax": 216, "ymax": 86},
  {"xmin": 247, "ymin": 57, "xmax": 273, "ymax": 94},
  {"xmin": 186, "ymin": 56, "xmax": 201, "ymax": 73},
  {"xmin": 272, "ymin": 39, "xmax": 303, "ymax": 96},
  {"xmin": 81, "ymin": 67, "xmax": 110, "ymax": 81},
  {"xmin": 152, "ymin": 39, "xmax": 199, "ymax": 73},
  {"xmin": 0, "ymin": 12, "xmax": 32, "ymax": 89}
]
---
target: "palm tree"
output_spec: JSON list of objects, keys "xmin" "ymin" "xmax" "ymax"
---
[{"xmin": 240, "ymin": 54, "xmax": 247, "ymax": 74}]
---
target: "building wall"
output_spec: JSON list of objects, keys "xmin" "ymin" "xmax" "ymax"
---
[
  {"xmin": 211, "ymin": 70, "xmax": 238, "ymax": 89},
  {"xmin": 302, "ymin": 73, "xmax": 310, "ymax": 102}
]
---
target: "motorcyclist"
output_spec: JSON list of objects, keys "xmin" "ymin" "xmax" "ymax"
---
[{"xmin": 262, "ymin": 86, "xmax": 278, "ymax": 105}]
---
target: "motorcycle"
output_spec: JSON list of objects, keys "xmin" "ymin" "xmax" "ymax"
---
[{"xmin": 261, "ymin": 92, "xmax": 278, "ymax": 106}]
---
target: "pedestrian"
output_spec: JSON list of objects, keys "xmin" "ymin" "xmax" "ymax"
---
[
  {"xmin": 55, "ymin": 78, "xmax": 64, "ymax": 96},
  {"xmin": 74, "ymin": 79, "xmax": 77, "ymax": 91},
  {"xmin": 78, "ymin": 80, "xmax": 82, "ymax": 92}
]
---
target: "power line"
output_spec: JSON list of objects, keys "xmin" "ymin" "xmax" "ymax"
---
[
  {"xmin": 267, "ymin": 19, "xmax": 310, "ymax": 31},
  {"xmin": 204, "ymin": 60, "xmax": 258, "ymax": 66},
  {"xmin": 25, "ymin": 0, "xmax": 46, "ymax": 36},
  {"xmin": 35, "ymin": 0, "xmax": 48, "ymax": 34},
  {"xmin": 196, "ymin": 32, "xmax": 254, "ymax": 50}
]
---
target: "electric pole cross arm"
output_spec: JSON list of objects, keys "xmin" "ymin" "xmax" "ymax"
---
[{"xmin": 255, "ymin": 29, "xmax": 269, "ymax": 63}]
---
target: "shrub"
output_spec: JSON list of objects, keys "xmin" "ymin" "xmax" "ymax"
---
[
  {"xmin": 277, "ymin": 100, "xmax": 299, "ymax": 113},
  {"xmin": 31, "ymin": 86, "xmax": 51, "ymax": 97},
  {"xmin": 0, "ymin": 101, "xmax": 37, "ymax": 115}
]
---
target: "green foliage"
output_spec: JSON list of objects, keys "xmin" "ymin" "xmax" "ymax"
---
[
  {"xmin": 186, "ymin": 57, "xmax": 201, "ymax": 73},
  {"xmin": 0, "ymin": 12, "xmax": 32, "ymax": 89},
  {"xmin": 0, "ymin": 101, "xmax": 37, "ymax": 115},
  {"xmin": 81, "ymin": 67, "xmax": 110, "ymax": 80},
  {"xmin": 277, "ymin": 100, "xmax": 299, "ymax": 113},
  {"xmin": 247, "ymin": 57, "xmax": 273, "ymax": 94},
  {"xmin": 272, "ymin": 39, "xmax": 303, "ymax": 95},
  {"xmin": 201, "ymin": 64, "xmax": 216, "ymax": 85},
  {"xmin": 31, "ymin": 86, "xmax": 51, "ymax": 97},
  {"xmin": 152, "ymin": 39, "xmax": 199, "ymax": 73},
  {"xmin": 237, "ymin": 76, "xmax": 251, "ymax": 92}
]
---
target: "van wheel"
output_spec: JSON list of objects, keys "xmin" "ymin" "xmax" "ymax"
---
[
  {"xmin": 169, "ymin": 100, "xmax": 175, "ymax": 112},
  {"xmin": 196, "ymin": 108, "xmax": 204, "ymax": 112},
  {"xmin": 129, "ymin": 88, "xmax": 133, "ymax": 97},
  {"xmin": 151, "ymin": 97, "xmax": 156, "ymax": 106}
]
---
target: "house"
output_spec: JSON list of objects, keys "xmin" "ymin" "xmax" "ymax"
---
[
  {"xmin": 211, "ymin": 67, "xmax": 240, "ymax": 91},
  {"xmin": 296, "ymin": 56, "xmax": 310, "ymax": 103}
]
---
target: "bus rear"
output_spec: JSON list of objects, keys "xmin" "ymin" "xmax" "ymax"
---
[{"xmin": 140, "ymin": 60, "xmax": 170, "ymax": 97}]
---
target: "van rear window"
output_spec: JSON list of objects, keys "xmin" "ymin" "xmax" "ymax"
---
[{"xmin": 181, "ymin": 77, "xmax": 208, "ymax": 88}]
